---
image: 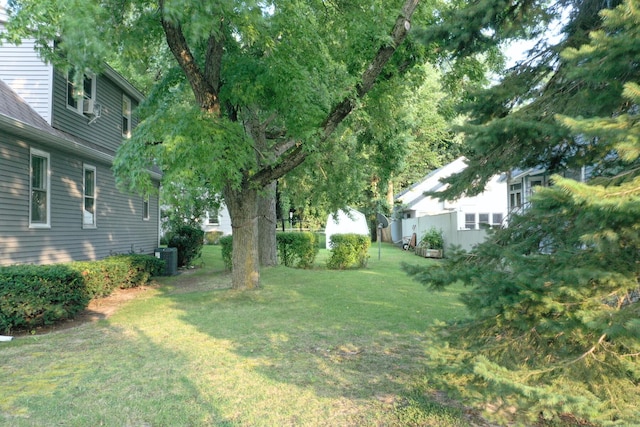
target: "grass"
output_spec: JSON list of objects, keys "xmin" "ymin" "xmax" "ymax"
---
[{"xmin": 0, "ymin": 244, "xmax": 473, "ymax": 426}]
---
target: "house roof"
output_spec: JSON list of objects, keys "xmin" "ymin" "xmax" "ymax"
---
[
  {"xmin": 509, "ymin": 167, "xmax": 546, "ymax": 181},
  {"xmin": 395, "ymin": 157, "xmax": 468, "ymax": 208},
  {"xmin": 1, "ymin": 78, "xmax": 162, "ymax": 179}
]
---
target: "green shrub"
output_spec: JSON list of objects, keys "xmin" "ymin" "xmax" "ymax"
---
[
  {"xmin": 327, "ymin": 234, "xmax": 371, "ymax": 270},
  {"xmin": 108, "ymin": 254, "xmax": 165, "ymax": 288},
  {"xmin": 0, "ymin": 265, "xmax": 89, "ymax": 334},
  {"xmin": 204, "ymin": 231, "xmax": 224, "ymax": 245},
  {"xmin": 0, "ymin": 255, "xmax": 163, "ymax": 333},
  {"xmin": 68, "ymin": 261, "xmax": 119, "ymax": 299},
  {"xmin": 315, "ymin": 232, "xmax": 327, "ymax": 250},
  {"xmin": 167, "ymin": 225, "xmax": 205, "ymax": 267},
  {"xmin": 219, "ymin": 235, "xmax": 233, "ymax": 270},
  {"xmin": 418, "ymin": 227, "xmax": 444, "ymax": 249},
  {"xmin": 69, "ymin": 254, "xmax": 165, "ymax": 298},
  {"xmin": 276, "ymin": 232, "xmax": 319, "ymax": 268}
]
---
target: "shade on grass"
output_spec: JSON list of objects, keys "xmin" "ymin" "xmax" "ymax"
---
[{"xmin": 0, "ymin": 244, "xmax": 470, "ymax": 426}]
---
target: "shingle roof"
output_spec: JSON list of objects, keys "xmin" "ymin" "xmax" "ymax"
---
[
  {"xmin": 0, "ymin": 78, "xmax": 116, "ymax": 159},
  {"xmin": 0, "ymin": 78, "xmax": 57, "ymax": 136}
]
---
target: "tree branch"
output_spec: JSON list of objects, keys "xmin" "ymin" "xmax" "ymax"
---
[
  {"xmin": 251, "ymin": 0, "xmax": 420, "ymax": 187},
  {"xmin": 159, "ymin": 0, "xmax": 220, "ymax": 114},
  {"xmin": 204, "ymin": 20, "xmax": 225, "ymax": 94}
]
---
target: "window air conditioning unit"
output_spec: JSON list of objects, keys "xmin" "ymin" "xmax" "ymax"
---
[{"xmin": 83, "ymin": 99, "xmax": 95, "ymax": 115}]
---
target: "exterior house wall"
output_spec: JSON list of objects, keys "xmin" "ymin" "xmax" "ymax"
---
[
  {"xmin": 51, "ymin": 70, "xmax": 138, "ymax": 153},
  {"xmin": 402, "ymin": 212, "xmax": 488, "ymax": 253},
  {"xmin": 0, "ymin": 130, "xmax": 159, "ymax": 266},
  {"xmin": 392, "ymin": 157, "xmax": 508, "ymax": 247},
  {"xmin": 202, "ymin": 204, "xmax": 233, "ymax": 236},
  {"xmin": 0, "ymin": 24, "xmax": 54, "ymax": 123},
  {"xmin": 0, "ymin": 14, "xmax": 160, "ymax": 266}
]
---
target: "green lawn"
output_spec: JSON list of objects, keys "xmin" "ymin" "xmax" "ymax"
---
[{"xmin": 0, "ymin": 244, "xmax": 473, "ymax": 426}]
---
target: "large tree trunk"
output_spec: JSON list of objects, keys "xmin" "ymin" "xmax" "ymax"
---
[
  {"xmin": 258, "ymin": 181, "xmax": 278, "ymax": 266},
  {"xmin": 223, "ymin": 184, "xmax": 260, "ymax": 289}
]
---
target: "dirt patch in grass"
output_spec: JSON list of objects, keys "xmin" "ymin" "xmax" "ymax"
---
[
  {"xmin": 11, "ymin": 285, "xmax": 155, "ymax": 337},
  {"xmin": 11, "ymin": 268, "xmax": 229, "ymax": 337}
]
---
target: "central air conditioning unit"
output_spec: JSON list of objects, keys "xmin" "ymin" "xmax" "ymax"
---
[{"xmin": 83, "ymin": 98, "xmax": 95, "ymax": 115}]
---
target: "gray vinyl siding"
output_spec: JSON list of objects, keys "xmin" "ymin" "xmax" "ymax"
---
[
  {"xmin": 0, "ymin": 24, "xmax": 54, "ymax": 123},
  {"xmin": 0, "ymin": 131, "xmax": 159, "ymax": 266},
  {"xmin": 51, "ymin": 70, "xmax": 138, "ymax": 153}
]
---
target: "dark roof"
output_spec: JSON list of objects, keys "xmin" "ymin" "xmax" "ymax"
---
[
  {"xmin": 0, "ymin": 78, "xmax": 116, "ymax": 159},
  {"xmin": 0, "ymin": 78, "xmax": 56, "ymax": 135}
]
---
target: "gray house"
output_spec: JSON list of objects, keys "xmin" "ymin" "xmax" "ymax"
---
[
  {"xmin": 507, "ymin": 166, "xmax": 591, "ymax": 214},
  {"xmin": 0, "ymin": 14, "xmax": 160, "ymax": 266}
]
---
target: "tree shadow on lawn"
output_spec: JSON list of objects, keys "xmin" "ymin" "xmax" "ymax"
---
[
  {"xmin": 1, "ymin": 321, "xmax": 236, "ymax": 426},
  {"xmin": 156, "ymin": 266, "xmax": 478, "ymax": 425}
]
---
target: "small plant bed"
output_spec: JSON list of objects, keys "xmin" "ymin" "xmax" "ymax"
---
[{"xmin": 415, "ymin": 227, "xmax": 444, "ymax": 258}]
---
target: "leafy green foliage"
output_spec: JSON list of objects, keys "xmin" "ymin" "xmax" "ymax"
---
[
  {"xmin": 69, "ymin": 254, "xmax": 164, "ymax": 298},
  {"xmin": 275, "ymin": 232, "xmax": 318, "ymax": 268},
  {"xmin": 0, "ymin": 265, "xmax": 88, "ymax": 334},
  {"xmin": 166, "ymin": 225, "xmax": 205, "ymax": 267},
  {"xmin": 327, "ymin": 234, "xmax": 371, "ymax": 270},
  {"xmin": 0, "ymin": 255, "xmax": 164, "ymax": 333},
  {"xmin": 403, "ymin": 0, "xmax": 640, "ymax": 423},
  {"xmin": 204, "ymin": 231, "xmax": 224, "ymax": 245},
  {"xmin": 418, "ymin": 227, "xmax": 444, "ymax": 249},
  {"xmin": 107, "ymin": 254, "xmax": 166, "ymax": 287},
  {"xmin": 405, "ymin": 178, "xmax": 640, "ymax": 424},
  {"xmin": 219, "ymin": 235, "xmax": 233, "ymax": 271}
]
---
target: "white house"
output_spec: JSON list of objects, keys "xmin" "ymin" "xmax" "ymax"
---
[
  {"xmin": 202, "ymin": 204, "xmax": 232, "ymax": 236},
  {"xmin": 392, "ymin": 157, "xmax": 508, "ymax": 252}
]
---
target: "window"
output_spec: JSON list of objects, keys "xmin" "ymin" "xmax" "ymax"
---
[
  {"xmin": 208, "ymin": 207, "xmax": 220, "ymax": 225},
  {"xmin": 142, "ymin": 196, "xmax": 150, "ymax": 221},
  {"xmin": 464, "ymin": 213, "xmax": 476, "ymax": 230},
  {"xmin": 83, "ymin": 165, "xmax": 96, "ymax": 228},
  {"xmin": 30, "ymin": 148, "xmax": 50, "ymax": 228},
  {"xmin": 509, "ymin": 182, "xmax": 522, "ymax": 209},
  {"xmin": 66, "ymin": 69, "xmax": 96, "ymax": 114},
  {"xmin": 122, "ymin": 95, "xmax": 131, "ymax": 138},
  {"xmin": 492, "ymin": 213, "xmax": 503, "ymax": 227},
  {"xmin": 479, "ymin": 213, "xmax": 490, "ymax": 228}
]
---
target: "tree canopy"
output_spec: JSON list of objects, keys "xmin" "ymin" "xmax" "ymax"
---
[
  {"xmin": 5, "ymin": 0, "xmax": 427, "ymax": 288},
  {"xmin": 405, "ymin": 0, "xmax": 640, "ymax": 423}
]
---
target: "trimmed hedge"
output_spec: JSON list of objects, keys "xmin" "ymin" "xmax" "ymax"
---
[
  {"xmin": 327, "ymin": 234, "xmax": 371, "ymax": 270},
  {"xmin": 107, "ymin": 254, "xmax": 165, "ymax": 288},
  {"xmin": 0, "ymin": 265, "xmax": 88, "ymax": 334},
  {"xmin": 0, "ymin": 254, "xmax": 164, "ymax": 334},
  {"xmin": 219, "ymin": 235, "xmax": 233, "ymax": 271},
  {"xmin": 276, "ymin": 232, "xmax": 318, "ymax": 268},
  {"xmin": 204, "ymin": 231, "xmax": 224, "ymax": 245}
]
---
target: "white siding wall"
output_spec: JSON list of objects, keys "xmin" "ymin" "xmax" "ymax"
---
[
  {"xmin": 0, "ymin": 22, "xmax": 53, "ymax": 123},
  {"xmin": 401, "ymin": 212, "xmax": 488, "ymax": 253},
  {"xmin": 202, "ymin": 204, "xmax": 233, "ymax": 236}
]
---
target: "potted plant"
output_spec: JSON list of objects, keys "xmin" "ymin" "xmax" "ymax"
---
[{"xmin": 416, "ymin": 227, "xmax": 444, "ymax": 258}]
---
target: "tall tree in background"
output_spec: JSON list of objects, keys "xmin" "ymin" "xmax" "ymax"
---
[
  {"xmin": 405, "ymin": 0, "xmax": 640, "ymax": 423},
  {"xmin": 278, "ymin": 63, "xmax": 460, "ymax": 239},
  {"xmin": 5, "ymin": 0, "xmax": 421, "ymax": 289}
]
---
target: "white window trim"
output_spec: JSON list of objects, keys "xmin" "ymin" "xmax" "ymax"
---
[
  {"xmin": 122, "ymin": 95, "xmax": 132, "ymax": 138},
  {"xmin": 142, "ymin": 196, "xmax": 150, "ymax": 221},
  {"xmin": 66, "ymin": 70, "xmax": 96, "ymax": 116},
  {"xmin": 29, "ymin": 148, "xmax": 51, "ymax": 229},
  {"xmin": 83, "ymin": 164, "xmax": 97, "ymax": 228}
]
